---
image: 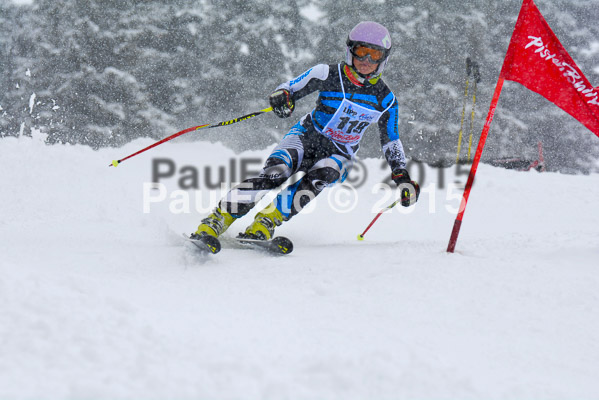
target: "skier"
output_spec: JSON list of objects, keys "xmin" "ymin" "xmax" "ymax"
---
[{"xmin": 191, "ymin": 21, "xmax": 419, "ymax": 243}]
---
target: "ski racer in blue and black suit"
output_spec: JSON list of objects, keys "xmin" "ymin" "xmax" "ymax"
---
[{"xmin": 193, "ymin": 21, "xmax": 419, "ymax": 242}]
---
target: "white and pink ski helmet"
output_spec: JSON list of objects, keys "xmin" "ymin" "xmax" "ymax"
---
[{"xmin": 346, "ymin": 21, "xmax": 392, "ymax": 77}]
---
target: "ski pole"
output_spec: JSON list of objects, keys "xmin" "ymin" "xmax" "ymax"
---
[
  {"xmin": 109, "ymin": 107, "xmax": 273, "ymax": 167},
  {"xmin": 456, "ymin": 58, "xmax": 472, "ymax": 164},
  {"xmin": 357, "ymin": 189, "xmax": 417, "ymax": 241},
  {"xmin": 467, "ymin": 62, "xmax": 481, "ymax": 163}
]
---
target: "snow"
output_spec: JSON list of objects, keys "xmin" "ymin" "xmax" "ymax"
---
[
  {"xmin": 299, "ymin": 4, "xmax": 325, "ymax": 23},
  {"xmin": 1, "ymin": 132, "xmax": 599, "ymax": 399},
  {"xmin": 28, "ymin": 93, "xmax": 36, "ymax": 114}
]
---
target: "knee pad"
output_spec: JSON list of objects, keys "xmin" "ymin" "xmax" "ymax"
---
[
  {"xmin": 260, "ymin": 156, "xmax": 294, "ymax": 181},
  {"xmin": 304, "ymin": 166, "xmax": 340, "ymax": 192},
  {"xmin": 305, "ymin": 155, "xmax": 351, "ymax": 190},
  {"xmin": 262, "ymin": 137, "xmax": 303, "ymax": 181}
]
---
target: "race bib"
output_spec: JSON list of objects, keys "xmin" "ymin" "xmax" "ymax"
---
[{"xmin": 323, "ymin": 98, "xmax": 382, "ymax": 145}]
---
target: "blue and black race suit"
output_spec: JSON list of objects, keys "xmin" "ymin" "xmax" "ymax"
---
[{"xmin": 220, "ymin": 63, "xmax": 408, "ymax": 219}]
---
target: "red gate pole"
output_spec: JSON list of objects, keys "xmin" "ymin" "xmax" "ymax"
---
[{"xmin": 447, "ymin": 77, "xmax": 505, "ymax": 253}]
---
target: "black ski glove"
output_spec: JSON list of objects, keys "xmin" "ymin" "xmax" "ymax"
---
[
  {"xmin": 269, "ymin": 89, "xmax": 295, "ymax": 118},
  {"xmin": 399, "ymin": 181, "xmax": 420, "ymax": 207},
  {"xmin": 391, "ymin": 168, "xmax": 411, "ymax": 185},
  {"xmin": 392, "ymin": 168, "xmax": 420, "ymax": 207}
]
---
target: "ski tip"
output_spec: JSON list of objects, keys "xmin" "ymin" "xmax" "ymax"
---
[
  {"xmin": 204, "ymin": 236, "xmax": 221, "ymax": 254},
  {"xmin": 272, "ymin": 236, "xmax": 293, "ymax": 255},
  {"xmin": 183, "ymin": 232, "xmax": 221, "ymax": 254},
  {"xmin": 357, "ymin": 234, "xmax": 365, "ymax": 241}
]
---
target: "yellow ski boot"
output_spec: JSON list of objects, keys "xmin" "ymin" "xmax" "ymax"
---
[
  {"xmin": 240, "ymin": 205, "xmax": 284, "ymax": 241},
  {"xmin": 194, "ymin": 207, "xmax": 236, "ymax": 238}
]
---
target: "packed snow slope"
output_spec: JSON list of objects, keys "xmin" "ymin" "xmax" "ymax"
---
[{"xmin": 1, "ymin": 132, "xmax": 598, "ymax": 399}]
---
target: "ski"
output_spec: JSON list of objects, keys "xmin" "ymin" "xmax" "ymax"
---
[
  {"xmin": 235, "ymin": 236, "xmax": 293, "ymax": 255},
  {"xmin": 182, "ymin": 233, "xmax": 291, "ymax": 255},
  {"xmin": 182, "ymin": 233, "xmax": 221, "ymax": 254}
]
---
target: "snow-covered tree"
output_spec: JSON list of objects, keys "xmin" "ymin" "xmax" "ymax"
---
[{"xmin": 1, "ymin": 0, "xmax": 597, "ymax": 170}]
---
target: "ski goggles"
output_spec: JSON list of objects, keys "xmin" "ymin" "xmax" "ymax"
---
[{"xmin": 351, "ymin": 44, "xmax": 386, "ymax": 64}]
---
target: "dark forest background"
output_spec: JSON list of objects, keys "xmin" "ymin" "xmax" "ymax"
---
[{"xmin": 1, "ymin": 0, "xmax": 598, "ymax": 173}]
